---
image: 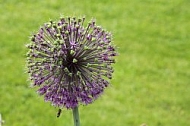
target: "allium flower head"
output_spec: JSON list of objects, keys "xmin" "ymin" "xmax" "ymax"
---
[{"xmin": 26, "ymin": 16, "xmax": 116, "ymax": 109}]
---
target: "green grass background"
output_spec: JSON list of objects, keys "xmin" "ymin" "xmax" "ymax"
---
[{"xmin": 0, "ymin": 0, "xmax": 190, "ymax": 126}]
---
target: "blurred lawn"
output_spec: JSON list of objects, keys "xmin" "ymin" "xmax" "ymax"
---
[{"xmin": 0, "ymin": 0, "xmax": 190, "ymax": 126}]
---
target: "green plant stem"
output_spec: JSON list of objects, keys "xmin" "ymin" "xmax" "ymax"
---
[{"xmin": 72, "ymin": 106, "xmax": 80, "ymax": 126}]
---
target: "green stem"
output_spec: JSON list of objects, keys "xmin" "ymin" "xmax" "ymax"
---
[{"xmin": 72, "ymin": 106, "xmax": 80, "ymax": 126}]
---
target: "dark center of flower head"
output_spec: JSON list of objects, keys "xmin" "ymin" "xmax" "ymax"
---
[{"xmin": 26, "ymin": 16, "xmax": 116, "ymax": 109}]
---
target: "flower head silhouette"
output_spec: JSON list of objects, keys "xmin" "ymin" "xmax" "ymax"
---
[{"xmin": 26, "ymin": 17, "xmax": 116, "ymax": 109}]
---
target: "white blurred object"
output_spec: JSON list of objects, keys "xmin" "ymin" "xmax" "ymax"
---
[
  {"xmin": 0, "ymin": 114, "xmax": 5, "ymax": 126},
  {"xmin": 140, "ymin": 123, "xmax": 147, "ymax": 126}
]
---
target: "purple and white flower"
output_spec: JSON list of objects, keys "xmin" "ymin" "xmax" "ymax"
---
[{"xmin": 26, "ymin": 16, "xmax": 116, "ymax": 109}]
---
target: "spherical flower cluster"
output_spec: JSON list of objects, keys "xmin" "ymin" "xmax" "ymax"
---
[{"xmin": 26, "ymin": 16, "xmax": 116, "ymax": 109}]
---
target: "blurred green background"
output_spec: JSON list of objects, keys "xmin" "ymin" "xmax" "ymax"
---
[{"xmin": 0, "ymin": 0, "xmax": 189, "ymax": 126}]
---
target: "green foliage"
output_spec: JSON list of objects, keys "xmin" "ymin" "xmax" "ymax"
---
[{"xmin": 0, "ymin": 0, "xmax": 189, "ymax": 126}]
